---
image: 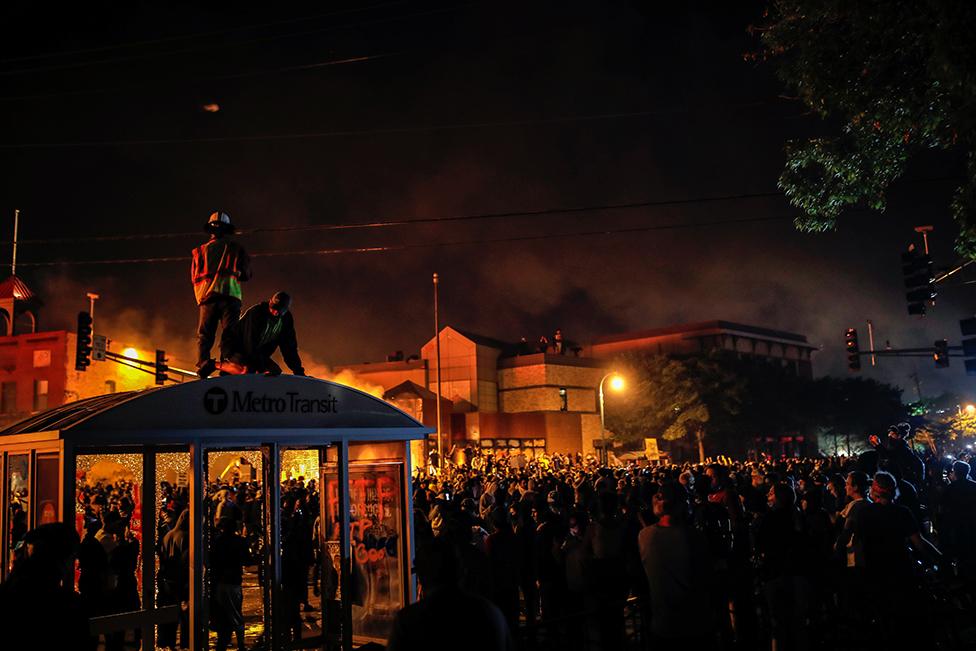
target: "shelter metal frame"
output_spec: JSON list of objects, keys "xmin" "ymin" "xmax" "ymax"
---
[{"xmin": 0, "ymin": 376, "xmax": 429, "ymax": 651}]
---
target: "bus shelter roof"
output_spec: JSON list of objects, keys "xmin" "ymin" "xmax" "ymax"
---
[{"xmin": 0, "ymin": 375, "xmax": 432, "ymax": 444}]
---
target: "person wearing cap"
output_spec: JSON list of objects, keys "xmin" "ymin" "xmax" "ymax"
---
[
  {"xmin": 868, "ymin": 422, "xmax": 924, "ymax": 487},
  {"xmin": 192, "ymin": 211, "xmax": 252, "ymax": 378},
  {"xmin": 217, "ymin": 291, "xmax": 305, "ymax": 376}
]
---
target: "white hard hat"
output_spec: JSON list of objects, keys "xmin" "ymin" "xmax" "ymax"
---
[{"xmin": 206, "ymin": 211, "xmax": 235, "ymax": 232}]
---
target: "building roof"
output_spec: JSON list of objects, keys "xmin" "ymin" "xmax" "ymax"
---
[
  {"xmin": 498, "ymin": 352, "xmax": 606, "ymax": 369},
  {"xmin": 0, "ymin": 390, "xmax": 147, "ymax": 435},
  {"xmin": 452, "ymin": 328, "xmax": 514, "ymax": 351},
  {"xmin": 385, "ymin": 380, "xmax": 438, "ymax": 401},
  {"xmin": 592, "ymin": 320, "xmax": 816, "ymax": 348},
  {"xmin": 0, "ymin": 275, "xmax": 38, "ymax": 302}
]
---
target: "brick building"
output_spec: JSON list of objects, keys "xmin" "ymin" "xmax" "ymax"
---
[
  {"xmin": 0, "ymin": 276, "xmax": 186, "ymax": 426},
  {"xmin": 343, "ymin": 327, "xmax": 606, "ymax": 456},
  {"xmin": 588, "ymin": 320, "xmax": 816, "ymax": 379},
  {"xmin": 340, "ymin": 320, "xmax": 818, "ymax": 458}
]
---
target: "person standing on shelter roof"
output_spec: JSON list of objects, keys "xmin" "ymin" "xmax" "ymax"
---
[{"xmin": 192, "ymin": 211, "xmax": 251, "ymax": 379}]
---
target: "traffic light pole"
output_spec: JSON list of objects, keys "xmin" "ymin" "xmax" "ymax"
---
[
  {"xmin": 855, "ymin": 345, "xmax": 964, "ymax": 357},
  {"xmin": 102, "ymin": 350, "xmax": 196, "ymax": 383}
]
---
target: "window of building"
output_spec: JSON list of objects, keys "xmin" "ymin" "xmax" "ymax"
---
[
  {"xmin": 33, "ymin": 379, "xmax": 48, "ymax": 412},
  {"xmin": 104, "ymin": 380, "xmax": 117, "ymax": 394},
  {"xmin": 479, "ymin": 438, "xmax": 547, "ymax": 459},
  {"xmin": 1, "ymin": 381, "xmax": 16, "ymax": 414},
  {"xmin": 559, "ymin": 387, "xmax": 568, "ymax": 411},
  {"xmin": 32, "ymin": 349, "xmax": 51, "ymax": 368}
]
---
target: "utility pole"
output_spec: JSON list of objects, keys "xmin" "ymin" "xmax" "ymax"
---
[
  {"xmin": 433, "ymin": 273, "xmax": 443, "ymax": 476},
  {"xmin": 915, "ymin": 225, "xmax": 933, "ymax": 255},
  {"xmin": 866, "ymin": 319, "xmax": 877, "ymax": 366},
  {"xmin": 11, "ymin": 209, "xmax": 18, "ymax": 275},
  {"xmin": 87, "ymin": 292, "xmax": 100, "ymax": 337},
  {"xmin": 909, "ymin": 367, "xmax": 923, "ymax": 401}
]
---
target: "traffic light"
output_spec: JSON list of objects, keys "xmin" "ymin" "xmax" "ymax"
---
[
  {"xmin": 962, "ymin": 318, "xmax": 976, "ymax": 375},
  {"xmin": 75, "ymin": 311, "xmax": 93, "ymax": 371},
  {"xmin": 934, "ymin": 339, "xmax": 950, "ymax": 368},
  {"xmin": 902, "ymin": 248, "xmax": 935, "ymax": 315},
  {"xmin": 845, "ymin": 328, "xmax": 861, "ymax": 372},
  {"xmin": 154, "ymin": 349, "xmax": 167, "ymax": 385}
]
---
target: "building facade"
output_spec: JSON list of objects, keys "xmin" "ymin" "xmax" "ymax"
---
[
  {"xmin": 340, "ymin": 320, "xmax": 818, "ymax": 458},
  {"xmin": 0, "ymin": 276, "xmax": 188, "ymax": 426},
  {"xmin": 588, "ymin": 320, "xmax": 817, "ymax": 379}
]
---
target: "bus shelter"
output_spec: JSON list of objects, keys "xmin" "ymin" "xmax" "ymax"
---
[{"xmin": 0, "ymin": 375, "xmax": 430, "ymax": 650}]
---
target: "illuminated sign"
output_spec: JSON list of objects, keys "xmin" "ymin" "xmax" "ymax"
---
[{"xmin": 203, "ymin": 387, "xmax": 338, "ymax": 415}]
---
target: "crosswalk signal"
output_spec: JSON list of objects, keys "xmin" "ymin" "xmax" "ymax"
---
[
  {"xmin": 154, "ymin": 349, "xmax": 167, "ymax": 385},
  {"xmin": 846, "ymin": 328, "xmax": 861, "ymax": 372},
  {"xmin": 961, "ymin": 318, "xmax": 976, "ymax": 376},
  {"xmin": 75, "ymin": 311, "xmax": 93, "ymax": 371},
  {"xmin": 934, "ymin": 339, "xmax": 950, "ymax": 368},
  {"xmin": 902, "ymin": 247, "xmax": 935, "ymax": 316}
]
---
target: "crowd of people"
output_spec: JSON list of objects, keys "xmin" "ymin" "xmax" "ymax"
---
[
  {"xmin": 0, "ymin": 469, "xmax": 326, "ymax": 651},
  {"xmin": 3, "ymin": 425, "xmax": 976, "ymax": 650},
  {"xmin": 401, "ymin": 426, "xmax": 976, "ymax": 650}
]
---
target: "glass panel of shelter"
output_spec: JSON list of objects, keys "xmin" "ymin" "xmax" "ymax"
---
[
  {"xmin": 279, "ymin": 447, "xmax": 325, "ymax": 648},
  {"xmin": 75, "ymin": 451, "xmax": 145, "ymax": 649},
  {"xmin": 204, "ymin": 448, "xmax": 268, "ymax": 651},
  {"xmin": 6, "ymin": 453, "xmax": 29, "ymax": 573},
  {"xmin": 155, "ymin": 450, "xmax": 191, "ymax": 650},
  {"xmin": 322, "ymin": 441, "xmax": 410, "ymax": 649}
]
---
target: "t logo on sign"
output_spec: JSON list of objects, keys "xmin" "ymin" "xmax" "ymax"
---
[{"xmin": 204, "ymin": 387, "xmax": 229, "ymax": 415}]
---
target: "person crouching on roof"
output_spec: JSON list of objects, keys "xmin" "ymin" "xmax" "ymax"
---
[{"xmin": 216, "ymin": 291, "xmax": 306, "ymax": 377}]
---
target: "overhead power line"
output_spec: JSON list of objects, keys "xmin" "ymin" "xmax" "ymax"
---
[
  {"xmin": 0, "ymin": 52, "xmax": 398, "ymax": 103},
  {"xmin": 13, "ymin": 213, "xmax": 792, "ymax": 268},
  {"xmin": 0, "ymin": 1, "xmax": 407, "ymax": 65},
  {"xmin": 0, "ymin": 104, "xmax": 772, "ymax": 149},
  {"xmin": 1, "ymin": 191, "xmax": 785, "ymax": 246},
  {"xmin": 0, "ymin": 3, "xmax": 472, "ymax": 77}
]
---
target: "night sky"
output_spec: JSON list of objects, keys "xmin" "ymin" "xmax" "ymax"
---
[{"xmin": 0, "ymin": 2, "xmax": 971, "ymax": 399}]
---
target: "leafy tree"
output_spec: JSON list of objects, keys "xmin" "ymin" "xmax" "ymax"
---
[
  {"xmin": 605, "ymin": 349, "xmax": 906, "ymax": 459},
  {"xmin": 751, "ymin": 1, "xmax": 976, "ymax": 256},
  {"xmin": 603, "ymin": 352, "xmax": 744, "ymax": 458},
  {"xmin": 804, "ymin": 376, "xmax": 907, "ymax": 454}
]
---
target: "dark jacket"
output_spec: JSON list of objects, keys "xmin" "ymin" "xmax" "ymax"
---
[
  {"xmin": 220, "ymin": 301, "xmax": 304, "ymax": 374},
  {"xmin": 191, "ymin": 237, "xmax": 251, "ymax": 305},
  {"xmin": 871, "ymin": 437, "xmax": 924, "ymax": 486}
]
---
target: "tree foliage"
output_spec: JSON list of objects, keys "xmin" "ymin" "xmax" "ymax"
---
[
  {"xmin": 752, "ymin": 1, "xmax": 976, "ymax": 256},
  {"xmin": 603, "ymin": 352, "xmax": 743, "ymax": 445},
  {"xmin": 605, "ymin": 350, "xmax": 906, "ymax": 456}
]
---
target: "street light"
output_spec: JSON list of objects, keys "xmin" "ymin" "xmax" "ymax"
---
[
  {"xmin": 599, "ymin": 372, "xmax": 625, "ymax": 464},
  {"xmin": 966, "ymin": 404, "xmax": 975, "ymax": 415}
]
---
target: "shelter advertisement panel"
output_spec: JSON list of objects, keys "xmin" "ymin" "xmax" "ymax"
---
[{"xmin": 323, "ymin": 462, "xmax": 405, "ymax": 644}]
